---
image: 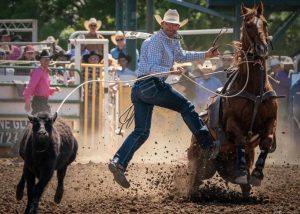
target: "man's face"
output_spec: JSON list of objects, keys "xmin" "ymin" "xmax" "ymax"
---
[
  {"xmin": 89, "ymin": 23, "xmax": 97, "ymax": 33},
  {"xmin": 118, "ymin": 57, "xmax": 128, "ymax": 67},
  {"xmin": 24, "ymin": 51, "xmax": 36, "ymax": 60},
  {"xmin": 115, "ymin": 37, "xmax": 125, "ymax": 49},
  {"xmin": 88, "ymin": 54, "xmax": 100, "ymax": 64},
  {"xmin": 40, "ymin": 57, "xmax": 50, "ymax": 67},
  {"xmin": 161, "ymin": 21, "xmax": 180, "ymax": 38}
]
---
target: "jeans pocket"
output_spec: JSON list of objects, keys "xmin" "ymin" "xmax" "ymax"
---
[{"xmin": 139, "ymin": 80, "xmax": 159, "ymax": 99}]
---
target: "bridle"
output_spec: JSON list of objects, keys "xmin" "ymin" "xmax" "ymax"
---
[{"xmin": 242, "ymin": 14, "xmax": 273, "ymax": 58}]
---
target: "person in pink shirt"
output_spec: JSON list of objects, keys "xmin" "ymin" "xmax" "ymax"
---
[
  {"xmin": 23, "ymin": 49, "xmax": 61, "ymax": 114},
  {"xmin": 0, "ymin": 30, "xmax": 21, "ymax": 60}
]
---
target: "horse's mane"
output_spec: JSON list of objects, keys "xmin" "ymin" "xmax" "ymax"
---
[{"xmin": 232, "ymin": 41, "xmax": 242, "ymax": 65}]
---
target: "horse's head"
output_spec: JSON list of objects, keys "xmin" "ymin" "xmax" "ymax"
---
[{"xmin": 241, "ymin": 2, "xmax": 272, "ymax": 58}]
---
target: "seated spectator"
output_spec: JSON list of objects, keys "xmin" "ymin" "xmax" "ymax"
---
[
  {"xmin": 81, "ymin": 51, "xmax": 103, "ymax": 84},
  {"xmin": 110, "ymin": 31, "xmax": 139, "ymax": 65},
  {"xmin": 116, "ymin": 52, "xmax": 136, "ymax": 85},
  {"xmin": 0, "ymin": 29, "xmax": 21, "ymax": 60},
  {"xmin": 46, "ymin": 36, "xmax": 64, "ymax": 54},
  {"xmin": 193, "ymin": 60, "xmax": 223, "ymax": 112},
  {"xmin": 12, "ymin": 34, "xmax": 24, "ymax": 42},
  {"xmin": 23, "ymin": 49, "xmax": 61, "ymax": 114},
  {"xmin": 83, "ymin": 18, "xmax": 105, "ymax": 55},
  {"xmin": 52, "ymin": 50, "xmax": 72, "ymax": 85},
  {"xmin": 19, "ymin": 45, "xmax": 36, "ymax": 61},
  {"xmin": 270, "ymin": 58, "xmax": 291, "ymax": 121},
  {"xmin": 215, "ymin": 50, "xmax": 233, "ymax": 84},
  {"xmin": 15, "ymin": 45, "xmax": 37, "ymax": 75}
]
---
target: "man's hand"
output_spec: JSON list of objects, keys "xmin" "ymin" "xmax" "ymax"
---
[
  {"xmin": 205, "ymin": 46, "xmax": 220, "ymax": 58},
  {"xmin": 25, "ymin": 102, "xmax": 31, "ymax": 112},
  {"xmin": 171, "ymin": 66, "xmax": 185, "ymax": 75},
  {"xmin": 55, "ymin": 86, "xmax": 61, "ymax": 92}
]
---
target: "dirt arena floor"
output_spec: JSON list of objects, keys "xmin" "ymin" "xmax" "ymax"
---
[
  {"xmin": 1, "ymin": 142, "xmax": 300, "ymax": 214},
  {"xmin": 1, "ymin": 109, "xmax": 299, "ymax": 213}
]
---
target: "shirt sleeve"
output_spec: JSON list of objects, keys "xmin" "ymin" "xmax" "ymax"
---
[
  {"xmin": 49, "ymin": 87, "xmax": 56, "ymax": 96},
  {"xmin": 145, "ymin": 39, "xmax": 171, "ymax": 73},
  {"xmin": 174, "ymin": 41, "xmax": 205, "ymax": 63},
  {"xmin": 23, "ymin": 69, "xmax": 43, "ymax": 103}
]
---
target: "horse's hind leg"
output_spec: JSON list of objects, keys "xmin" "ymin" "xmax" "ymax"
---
[{"xmin": 54, "ymin": 165, "xmax": 67, "ymax": 204}]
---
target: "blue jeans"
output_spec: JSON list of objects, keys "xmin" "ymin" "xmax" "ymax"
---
[{"xmin": 113, "ymin": 77, "xmax": 213, "ymax": 169}]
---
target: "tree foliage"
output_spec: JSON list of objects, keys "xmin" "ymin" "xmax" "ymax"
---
[{"xmin": 1, "ymin": 0, "xmax": 299, "ymax": 56}]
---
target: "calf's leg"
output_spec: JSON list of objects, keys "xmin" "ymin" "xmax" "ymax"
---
[
  {"xmin": 24, "ymin": 168, "xmax": 35, "ymax": 214},
  {"xmin": 54, "ymin": 165, "xmax": 67, "ymax": 203},
  {"xmin": 30, "ymin": 168, "xmax": 54, "ymax": 214},
  {"xmin": 16, "ymin": 166, "xmax": 26, "ymax": 200}
]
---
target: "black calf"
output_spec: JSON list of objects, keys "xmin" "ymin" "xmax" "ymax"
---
[{"xmin": 16, "ymin": 112, "xmax": 78, "ymax": 214}]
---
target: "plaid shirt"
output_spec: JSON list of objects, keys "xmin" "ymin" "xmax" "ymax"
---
[{"xmin": 136, "ymin": 29, "xmax": 205, "ymax": 77}]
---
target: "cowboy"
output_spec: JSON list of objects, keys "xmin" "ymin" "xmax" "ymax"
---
[
  {"xmin": 108, "ymin": 9, "xmax": 220, "ymax": 188},
  {"xmin": 110, "ymin": 31, "xmax": 139, "ymax": 63},
  {"xmin": 193, "ymin": 60, "xmax": 223, "ymax": 112},
  {"xmin": 23, "ymin": 49, "xmax": 61, "ymax": 114},
  {"xmin": 116, "ymin": 52, "xmax": 136, "ymax": 86},
  {"xmin": 83, "ymin": 18, "xmax": 105, "ymax": 55}
]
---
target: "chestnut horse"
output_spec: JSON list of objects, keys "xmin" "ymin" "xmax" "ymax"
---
[{"xmin": 186, "ymin": 2, "xmax": 277, "ymax": 197}]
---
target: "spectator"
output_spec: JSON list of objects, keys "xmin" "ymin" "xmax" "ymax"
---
[
  {"xmin": 19, "ymin": 45, "xmax": 36, "ymax": 61},
  {"xmin": 215, "ymin": 50, "xmax": 233, "ymax": 84},
  {"xmin": 23, "ymin": 50, "xmax": 61, "ymax": 114},
  {"xmin": 116, "ymin": 52, "xmax": 136, "ymax": 85},
  {"xmin": 52, "ymin": 50, "xmax": 72, "ymax": 85},
  {"xmin": 15, "ymin": 45, "xmax": 37, "ymax": 75},
  {"xmin": 83, "ymin": 18, "xmax": 105, "ymax": 55},
  {"xmin": 81, "ymin": 50, "xmax": 103, "ymax": 131},
  {"xmin": 0, "ymin": 29, "xmax": 21, "ymax": 60},
  {"xmin": 46, "ymin": 36, "xmax": 64, "ymax": 54},
  {"xmin": 193, "ymin": 60, "xmax": 223, "ymax": 112},
  {"xmin": 110, "ymin": 31, "xmax": 139, "ymax": 65},
  {"xmin": 270, "ymin": 58, "xmax": 291, "ymax": 121}
]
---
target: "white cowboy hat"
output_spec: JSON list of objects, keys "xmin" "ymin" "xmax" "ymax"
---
[
  {"xmin": 84, "ymin": 18, "xmax": 102, "ymax": 31},
  {"xmin": 200, "ymin": 60, "xmax": 216, "ymax": 70},
  {"xmin": 270, "ymin": 58, "xmax": 281, "ymax": 67},
  {"xmin": 46, "ymin": 36, "xmax": 59, "ymax": 45},
  {"xmin": 111, "ymin": 31, "xmax": 125, "ymax": 45},
  {"xmin": 154, "ymin": 9, "xmax": 188, "ymax": 27}
]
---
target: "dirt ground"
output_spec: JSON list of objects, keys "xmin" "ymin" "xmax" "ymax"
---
[
  {"xmin": 1, "ymin": 109, "xmax": 299, "ymax": 214},
  {"xmin": 0, "ymin": 155, "xmax": 299, "ymax": 214}
]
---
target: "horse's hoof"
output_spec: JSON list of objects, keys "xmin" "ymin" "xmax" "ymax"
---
[
  {"xmin": 234, "ymin": 169, "xmax": 248, "ymax": 184},
  {"xmin": 249, "ymin": 176, "xmax": 262, "ymax": 186},
  {"xmin": 240, "ymin": 184, "xmax": 251, "ymax": 198},
  {"xmin": 235, "ymin": 175, "xmax": 248, "ymax": 184}
]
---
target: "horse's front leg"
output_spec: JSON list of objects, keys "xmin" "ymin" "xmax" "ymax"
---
[
  {"xmin": 226, "ymin": 117, "xmax": 248, "ymax": 184},
  {"xmin": 250, "ymin": 118, "xmax": 276, "ymax": 186}
]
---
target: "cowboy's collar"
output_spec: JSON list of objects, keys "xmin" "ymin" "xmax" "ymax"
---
[{"xmin": 158, "ymin": 29, "xmax": 182, "ymax": 40}]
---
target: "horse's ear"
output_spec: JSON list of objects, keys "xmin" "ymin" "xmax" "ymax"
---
[
  {"xmin": 256, "ymin": 1, "xmax": 264, "ymax": 15},
  {"xmin": 241, "ymin": 3, "xmax": 248, "ymax": 16}
]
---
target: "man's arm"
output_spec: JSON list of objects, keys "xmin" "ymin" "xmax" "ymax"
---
[{"xmin": 175, "ymin": 42, "xmax": 219, "ymax": 63}]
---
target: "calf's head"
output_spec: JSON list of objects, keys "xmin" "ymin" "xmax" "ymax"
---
[{"xmin": 28, "ymin": 112, "xmax": 57, "ymax": 151}]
